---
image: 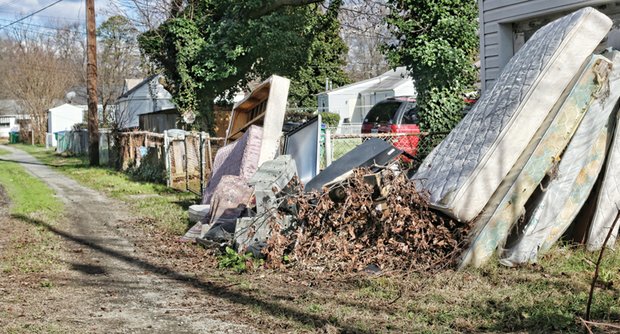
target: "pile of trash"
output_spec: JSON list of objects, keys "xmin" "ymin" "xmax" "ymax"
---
[
  {"xmin": 262, "ymin": 169, "xmax": 470, "ymax": 272},
  {"xmin": 183, "ymin": 6, "xmax": 620, "ymax": 273},
  {"xmin": 179, "ymin": 73, "xmax": 471, "ymax": 272}
]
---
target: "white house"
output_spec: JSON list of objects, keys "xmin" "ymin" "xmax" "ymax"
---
[
  {"xmin": 479, "ymin": 1, "xmax": 620, "ymax": 91},
  {"xmin": 0, "ymin": 100, "xmax": 24, "ymax": 138},
  {"xmin": 115, "ymin": 74, "xmax": 176, "ymax": 129},
  {"xmin": 47, "ymin": 103, "xmax": 86, "ymax": 147},
  {"xmin": 317, "ymin": 67, "xmax": 416, "ymax": 125}
]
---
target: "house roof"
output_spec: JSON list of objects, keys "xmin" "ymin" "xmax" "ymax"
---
[
  {"xmin": 124, "ymin": 78, "xmax": 143, "ymax": 92},
  {"xmin": 48, "ymin": 103, "xmax": 85, "ymax": 113},
  {"xmin": 359, "ymin": 68, "xmax": 412, "ymax": 94},
  {"xmin": 118, "ymin": 74, "xmax": 160, "ymax": 99},
  {"xmin": 320, "ymin": 66, "xmax": 411, "ymax": 95}
]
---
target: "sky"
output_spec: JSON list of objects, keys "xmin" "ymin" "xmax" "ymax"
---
[{"xmin": 0, "ymin": 0, "xmax": 117, "ymax": 36}]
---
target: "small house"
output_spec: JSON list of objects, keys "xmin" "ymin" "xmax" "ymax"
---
[
  {"xmin": 47, "ymin": 103, "xmax": 86, "ymax": 147},
  {"xmin": 479, "ymin": 1, "xmax": 620, "ymax": 91},
  {"xmin": 115, "ymin": 74, "xmax": 176, "ymax": 129},
  {"xmin": 0, "ymin": 100, "xmax": 24, "ymax": 138},
  {"xmin": 317, "ymin": 67, "xmax": 416, "ymax": 126}
]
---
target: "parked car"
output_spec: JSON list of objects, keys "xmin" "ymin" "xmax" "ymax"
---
[{"xmin": 361, "ymin": 96, "xmax": 420, "ymax": 157}]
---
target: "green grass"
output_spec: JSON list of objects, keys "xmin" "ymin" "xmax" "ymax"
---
[
  {"xmin": 12, "ymin": 144, "xmax": 197, "ymax": 235},
  {"xmin": 8, "ymin": 144, "xmax": 620, "ymax": 333},
  {"xmin": 0, "ymin": 147, "xmax": 9, "ymax": 155},
  {"xmin": 0, "ymin": 158, "xmax": 64, "ymax": 275},
  {"xmin": 0, "ymin": 159, "xmax": 62, "ymax": 218}
]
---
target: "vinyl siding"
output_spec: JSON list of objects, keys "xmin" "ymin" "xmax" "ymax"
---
[{"xmin": 479, "ymin": 0, "xmax": 618, "ymax": 91}]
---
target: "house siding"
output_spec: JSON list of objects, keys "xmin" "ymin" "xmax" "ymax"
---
[{"xmin": 479, "ymin": 0, "xmax": 618, "ymax": 91}]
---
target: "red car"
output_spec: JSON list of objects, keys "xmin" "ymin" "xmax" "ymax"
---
[{"xmin": 361, "ymin": 96, "xmax": 420, "ymax": 157}]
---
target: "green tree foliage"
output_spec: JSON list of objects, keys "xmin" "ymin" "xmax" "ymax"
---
[
  {"xmin": 287, "ymin": 1, "xmax": 349, "ymax": 108},
  {"xmin": 139, "ymin": 0, "xmax": 347, "ymax": 131},
  {"xmin": 383, "ymin": 0, "xmax": 478, "ymax": 133}
]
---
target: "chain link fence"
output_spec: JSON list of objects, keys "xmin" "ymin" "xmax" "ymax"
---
[{"xmin": 321, "ymin": 129, "xmax": 448, "ymax": 170}]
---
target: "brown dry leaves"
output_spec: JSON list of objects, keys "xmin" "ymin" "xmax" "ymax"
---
[{"xmin": 264, "ymin": 169, "xmax": 471, "ymax": 273}]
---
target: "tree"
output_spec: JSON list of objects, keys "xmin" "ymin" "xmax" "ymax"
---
[
  {"xmin": 287, "ymin": 1, "xmax": 349, "ymax": 108},
  {"xmin": 383, "ymin": 0, "xmax": 478, "ymax": 133},
  {"xmin": 97, "ymin": 15, "xmax": 145, "ymax": 125},
  {"xmin": 339, "ymin": 0, "xmax": 391, "ymax": 81},
  {"xmin": 138, "ymin": 0, "xmax": 340, "ymax": 132},
  {"xmin": 0, "ymin": 36, "xmax": 77, "ymax": 144}
]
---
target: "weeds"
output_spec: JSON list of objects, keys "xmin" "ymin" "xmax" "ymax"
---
[{"xmin": 217, "ymin": 247, "xmax": 263, "ymax": 273}]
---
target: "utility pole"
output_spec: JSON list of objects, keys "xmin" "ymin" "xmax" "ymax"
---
[{"xmin": 86, "ymin": 0, "xmax": 99, "ymax": 165}]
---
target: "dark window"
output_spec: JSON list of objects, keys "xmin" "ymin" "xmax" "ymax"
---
[
  {"xmin": 401, "ymin": 104, "xmax": 419, "ymax": 124},
  {"xmin": 0, "ymin": 122, "xmax": 9, "ymax": 127},
  {"xmin": 365, "ymin": 101, "xmax": 402, "ymax": 123}
]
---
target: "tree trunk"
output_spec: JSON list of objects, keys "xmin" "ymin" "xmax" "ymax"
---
[{"xmin": 86, "ymin": 0, "xmax": 99, "ymax": 165}]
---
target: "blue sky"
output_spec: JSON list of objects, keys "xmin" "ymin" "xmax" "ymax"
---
[{"xmin": 0, "ymin": 0, "xmax": 115, "ymax": 33}]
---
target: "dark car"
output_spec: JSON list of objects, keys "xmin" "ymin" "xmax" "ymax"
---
[{"xmin": 361, "ymin": 96, "xmax": 420, "ymax": 157}]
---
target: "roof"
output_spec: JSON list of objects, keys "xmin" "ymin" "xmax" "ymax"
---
[
  {"xmin": 359, "ymin": 69, "xmax": 412, "ymax": 94},
  {"xmin": 48, "ymin": 103, "xmax": 85, "ymax": 113},
  {"xmin": 320, "ymin": 66, "xmax": 411, "ymax": 95},
  {"xmin": 118, "ymin": 74, "xmax": 160, "ymax": 99},
  {"xmin": 124, "ymin": 78, "xmax": 143, "ymax": 92}
]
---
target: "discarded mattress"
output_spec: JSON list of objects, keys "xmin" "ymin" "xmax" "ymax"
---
[
  {"xmin": 460, "ymin": 54, "xmax": 613, "ymax": 268},
  {"xmin": 304, "ymin": 138, "xmax": 402, "ymax": 193},
  {"xmin": 412, "ymin": 7, "xmax": 613, "ymax": 222},
  {"xmin": 588, "ymin": 60, "xmax": 620, "ymax": 252},
  {"xmin": 500, "ymin": 53, "xmax": 620, "ymax": 266},
  {"xmin": 201, "ymin": 175, "xmax": 253, "ymax": 242},
  {"xmin": 201, "ymin": 125, "xmax": 262, "ymax": 205}
]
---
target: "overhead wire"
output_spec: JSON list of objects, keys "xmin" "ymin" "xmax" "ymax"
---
[{"xmin": 0, "ymin": 0, "xmax": 65, "ymax": 31}]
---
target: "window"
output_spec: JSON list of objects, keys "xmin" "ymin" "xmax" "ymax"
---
[
  {"xmin": 364, "ymin": 101, "xmax": 401, "ymax": 123},
  {"xmin": 401, "ymin": 104, "xmax": 419, "ymax": 124}
]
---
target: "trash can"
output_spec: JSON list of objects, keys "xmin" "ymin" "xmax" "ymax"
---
[{"xmin": 9, "ymin": 132, "xmax": 19, "ymax": 144}]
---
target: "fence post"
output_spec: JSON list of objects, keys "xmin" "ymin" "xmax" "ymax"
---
[
  {"xmin": 325, "ymin": 128, "xmax": 333, "ymax": 167},
  {"xmin": 164, "ymin": 130, "xmax": 171, "ymax": 188},
  {"xmin": 184, "ymin": 133, "xmax": 189, "ymax": 192},
  {"xmin": 199, "ymin": 132, "xmax": 204, "ymax": 195},
  {"xmin": 206, "ymin": 133, "xmax": 213, "ymax": 170}
]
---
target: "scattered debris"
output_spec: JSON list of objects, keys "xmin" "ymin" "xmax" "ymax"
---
[{"xmin": 263, "ymin": 169, "xmax": 470, "ymax": 272}]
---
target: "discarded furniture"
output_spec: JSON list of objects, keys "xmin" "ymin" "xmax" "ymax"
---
[
  {"xmin": 305, "ymin": 138, "xmax": 402, "ymax": 193},
  {"xmin": 283, "ymin": 115, "xmax": 321, "ymax": 185},
  {"xmin": 460, "ymin": 54, "xmax": 613, "ymax": 268},
  {"xmin": 413, "ymin": 7, "xmax": 613, "ymax": 223},
  {"xmin": 226, "ymin": 75, "xmax": 290, "ymax": 166},
  {"xmin": 234, "ymin": 155, "xmax": 298, "ymax": 254}
]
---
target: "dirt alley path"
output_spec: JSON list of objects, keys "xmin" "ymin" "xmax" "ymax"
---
[{"xmin": 0, "ymin": 145, "xmax": 256, "ymax": 333}]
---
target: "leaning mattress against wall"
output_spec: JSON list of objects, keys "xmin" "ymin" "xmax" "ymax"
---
[
  {"xmin": 500, "ymin": 51, "xmax": 620, "ymax": 267},
  {"xmin": 459, "ymin": 55, "xmax": 613, "ymax": 268},
  {"xmin": 412, "ymin": 7, "xmax": 612, "ymax": 222},
  {"xmin": 588, "ymin": 55, "xmax": 620, "ymax": 252}
]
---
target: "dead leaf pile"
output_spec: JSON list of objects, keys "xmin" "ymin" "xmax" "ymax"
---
[{"xmin": 264, "ymin": 169, "xmax": 471, "ymax": 272}]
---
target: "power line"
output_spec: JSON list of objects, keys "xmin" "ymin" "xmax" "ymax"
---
[{"xmin": 0, "ymin": 0, "xmax": 65, "ymax": 31}]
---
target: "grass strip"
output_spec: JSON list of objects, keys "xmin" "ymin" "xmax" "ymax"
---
[
  {"xmin": 0, "ymin": 159, "xmax": 64, "ymax": 275},
  {"xmin": 11, "ymin": 144, "xmax": 197, "ymax": 235}
]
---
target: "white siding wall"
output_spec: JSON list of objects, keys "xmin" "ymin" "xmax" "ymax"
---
[{"xmin": 480, "ymin": 0, "xmax": 618, "ymax": 91}]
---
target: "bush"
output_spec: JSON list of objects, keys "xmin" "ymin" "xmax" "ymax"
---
[
  {"xmin": 320, "ymin": 112, "xmax": 340, "ymax": 127},
  {"xmin": 285, "ymin": 110, "xmax": 315, "ymax": 123}
]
